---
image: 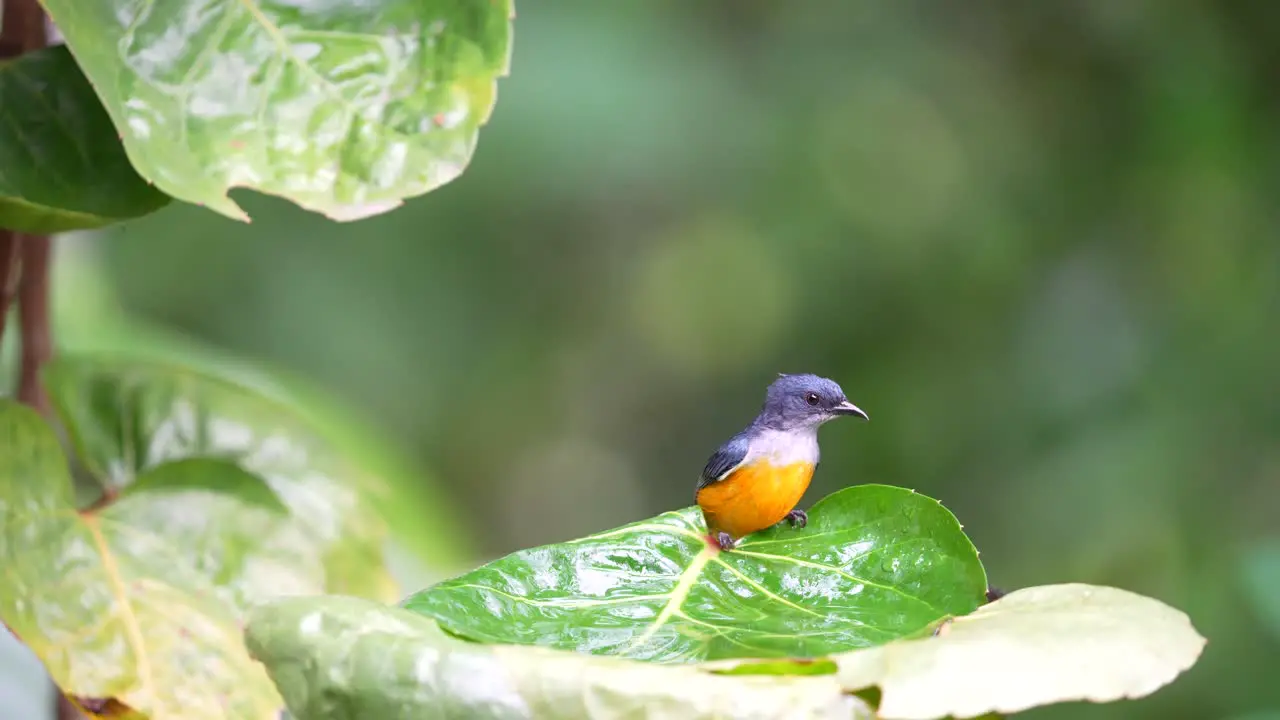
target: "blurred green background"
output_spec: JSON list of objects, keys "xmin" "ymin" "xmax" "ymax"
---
[{"xmin": 8, "ymin": 1, "xmax": 1280, "ymax": 718}]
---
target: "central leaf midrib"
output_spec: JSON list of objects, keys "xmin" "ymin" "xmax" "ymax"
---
[
  {"xmin": 83, "ymin": 515, "xmax": 155, "ymax": 704},
  {"xmin": 631, "ymin": 546, "xmax": 716, "ymax": 647}
]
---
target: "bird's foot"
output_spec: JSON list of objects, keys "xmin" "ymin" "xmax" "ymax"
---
[
  {"xmin": 785, "ymin": 509, "xmax": 808, "ymax": 529},
  {"xmin": 713, "ymin": 532, "xmax": 737, "ymax": 551}
]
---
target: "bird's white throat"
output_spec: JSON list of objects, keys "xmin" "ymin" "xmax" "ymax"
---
[{"xmin": 745, "ymin": 427, "xmax": 821, "ymax": 466}]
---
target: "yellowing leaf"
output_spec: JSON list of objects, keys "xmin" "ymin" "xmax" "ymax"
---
[
  {"xmin": 0, "ymin": 401, "xmax": 280, "ymax": 717},
  {"xmin": 717, "ymin": 583, "xmax": 1206, "ymax": 720},
  {"xmin": 0, "ymin": 355, "xmax": 400, "ymax": 718}
]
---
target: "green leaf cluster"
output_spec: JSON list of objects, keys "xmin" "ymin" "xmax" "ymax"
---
[
  {"xmin": 0, "ymin": 356, "xmax": 397, "ymax": 717},
  {"xmin": 0, "ymin": 355, "xmax": 1208, "ymax": 717}
]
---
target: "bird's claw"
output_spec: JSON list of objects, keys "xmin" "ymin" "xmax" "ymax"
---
[
  {"xmin": 785, "ymin": 509, "xmax": 808, "ymax": 529},
  {"xmin": 714, "ymin": 532, "xmax": 737, "ymax": 551}
]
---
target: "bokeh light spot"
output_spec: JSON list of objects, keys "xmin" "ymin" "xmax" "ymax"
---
[{"xmin": 629, "ymin": 216, "xmax": 793, "ymax": 378}]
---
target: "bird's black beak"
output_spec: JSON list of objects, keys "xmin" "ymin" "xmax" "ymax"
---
[{"xmin": 833, "ymin": 400, "xmax": 869, "ymax": 420}]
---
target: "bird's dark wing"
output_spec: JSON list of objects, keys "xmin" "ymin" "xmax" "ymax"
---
[{"xmin": 697, "ymin": 433, "xmax": 750, "ymax": 491}]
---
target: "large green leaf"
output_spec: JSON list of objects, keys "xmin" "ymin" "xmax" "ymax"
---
[
  {"xmin": 41, "ymin": 355, "xmax": 398, "ymax": 601},
  {"xmin": 0, "ymin": 400, "xmax": 285, "ymax": 717},
  {"xmin": 39, "ymin": 0, "xmax": 513, "ymax": 222},
  {"xmin": 245, "ymin": 594, "xmax": 876, "ymax": 720},
  {"xmin": 711, "ymin": 584, "xmax": 1206, "ymax": 720},
  {"xmin": 403, "ymin": 485, "xmax": 988, "ymax": 662},
  {"xmin": 0, "ymin": 45, "xmax": 170, "ymax": 233}
]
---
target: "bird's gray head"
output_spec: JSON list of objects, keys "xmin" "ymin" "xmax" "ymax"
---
[{"xmin": 754, "ymin": 373, "xmax": 868, "ymax": 431}]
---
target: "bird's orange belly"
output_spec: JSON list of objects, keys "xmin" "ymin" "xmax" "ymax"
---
[{"xmin": 696, "ymin": 461, "xmax": 815, "ymax": 539}]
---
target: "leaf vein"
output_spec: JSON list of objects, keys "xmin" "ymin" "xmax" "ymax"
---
[
  {"xmin": 709, "ymin": 558, "xmax": 824, "ymax": 618},
  {"xmin": 439, "ymin": 583, "xmax": 672, "ymax": 610},
  {"xmin": 83, "ymin": 515, "xmax": 155, "ymax": 706},
  {"xmin": 728, "ymin": 549, "xmax": 941, "ymax": 614},
  {"xmin": 629, "ymin": 547, "xmax": 715, "ymax": 648}
]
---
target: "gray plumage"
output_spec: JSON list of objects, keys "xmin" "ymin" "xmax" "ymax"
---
[
  {"xmin": 754, "ymin": 373, "xmax": 855, "ymax": 431},
  {"xmin": 697, "ymin": 432, "xmax": 750, "ymax": 491}
]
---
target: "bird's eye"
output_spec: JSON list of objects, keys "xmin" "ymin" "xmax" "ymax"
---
[{"xmin": 805, "ymin": 392, "xmax": 821, "ymax": 406}]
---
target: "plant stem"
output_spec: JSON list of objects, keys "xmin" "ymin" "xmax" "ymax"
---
[
  {"xmin": 2, "ymin": 7, "xmax": 77, "ymax": 720},
  {"xmin": 0, "ymin": 0, "xmax": 36, "ymax": 341},
  {"xmin": 0, "ymin": 233, "xmax": 18, "ymax": 339},
  {"xmin": 16, "ymin": 235, "xmax": 52, "ymax": 414},
  {"xmin": 0, "ymin": 0, "xmax": 52, "ymax": 406},
  {"xmin": 0, "ymin": 0, "xmax": 44, "ymax": 57}
]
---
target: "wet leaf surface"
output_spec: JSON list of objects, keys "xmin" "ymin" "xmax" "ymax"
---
[
  {"xmin": 246, "ymin": 594, "xmax": 876, "ymax": 720},
  {"xmin": 403, "ymin": 485, "xmax": 988, "ymax": 661},
  {"xmin": 0, "ymin": 46, "xmax": 170, "ymax": 233},
  {"xmin": 711, "ymin": 584, "xmax": 1206, "ymax": 720},
  {"xmin": 40, "ymin": 0, "xmax": 513, "ymax": 222}
]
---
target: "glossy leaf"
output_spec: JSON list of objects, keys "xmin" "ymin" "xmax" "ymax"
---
[
  {"xmin": 712, "ymin": 584, "xmax": 1205, "ymax": 720},
  {"xmin": 40, "ymin": 0, "xmax": 514, "ymax": 222},
  {"xmin": 41, "ymin": 355, "xmax": 399, "ymax": 601},
  {"xmin": 245, "ymin": 594, "xmax": 876, "ymax": 720},
  {"xmin": 0, "ymin": 45, "xmax": 170, "ymax": 233},
  {"xmin": 0, "ymin": 400, "xmax": 285, "ymax": 717},
  {"xmin": 403, "ymin": 485, "xmax": 988, "ymax": 662}
]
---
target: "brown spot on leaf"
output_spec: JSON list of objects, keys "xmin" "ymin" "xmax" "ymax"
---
[
  {"xmin": 70, "ymin": 696, "xmax": 135, "ymax": 718},
  {"xmin": 78, "ymin": 487, "xmax": 120, "ymax": 516}
]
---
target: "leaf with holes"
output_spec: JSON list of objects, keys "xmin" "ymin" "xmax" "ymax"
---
[
  {"xmin": 402, "ymin": 485, "xmax": 988, "ymax": 662},
  {"xmin": 0, "ymin": 356, "xmax": 397, "ymax": 717},
  {"xmin": 40, "ymin": 0, "xmax": 513, "ymax": 222},
  {"xmin": 245, "ymin": 594, "xmax": 877, "ymax": 720},
  {"xmin": 0, "ymin": 45, "xmax": 170, "ymax": 233}
]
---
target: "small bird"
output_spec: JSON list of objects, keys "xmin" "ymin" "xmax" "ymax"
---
[{"xmin": 696, "ymin": 373, "xmax": 867, "ymax": 550}]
